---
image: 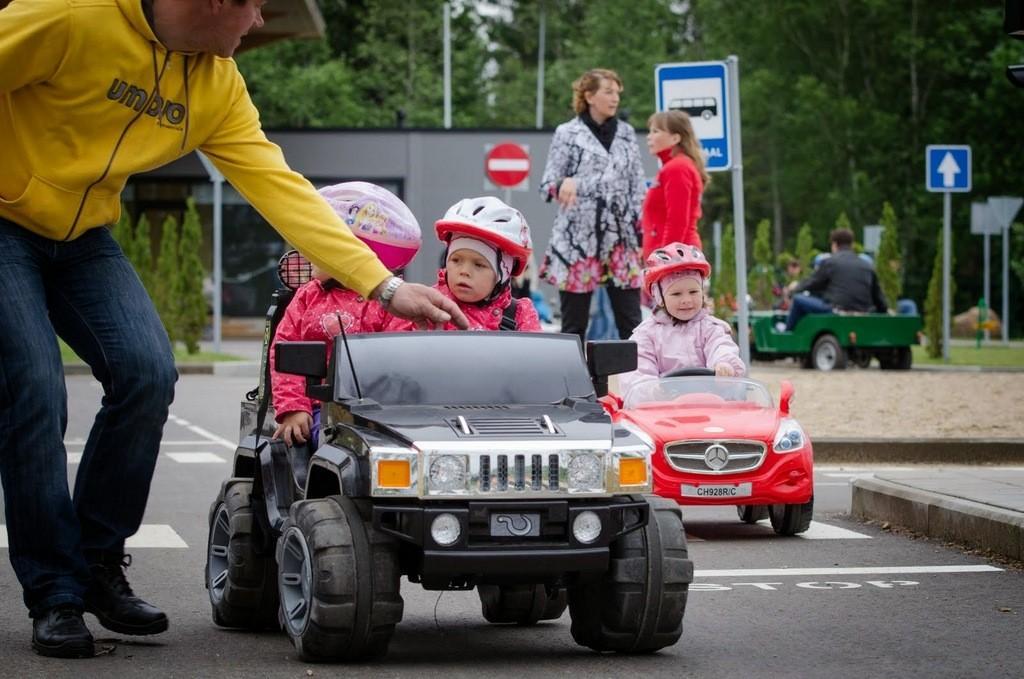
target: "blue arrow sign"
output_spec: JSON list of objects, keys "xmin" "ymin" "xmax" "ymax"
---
[
  {"xmin": 655, "ymin": 61, "xmax": 731, "ymax": 171},
  {"xmin": 926, "ymin": 145, "xmax": 971, "ymax": 193}
]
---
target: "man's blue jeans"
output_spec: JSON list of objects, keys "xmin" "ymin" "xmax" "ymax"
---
[
  {"xmin": 785, "ymin": 294, "xmax": 834, "ymax": 331},
  {"xmin": 0, "ymin": 218, "xmax": 177, "ymax": 617}
]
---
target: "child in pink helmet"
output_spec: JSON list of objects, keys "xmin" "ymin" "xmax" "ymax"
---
[
  {"xmin": 619, "ymin": 242, "xmax": 745, "ymax": 396},
  {"xmin": 388, "ymin": 196, "xmax": 541, "ymax": 332},
  {"xmin": 271, "ymin": 182, "xmax": 422, "ymax": 446}
]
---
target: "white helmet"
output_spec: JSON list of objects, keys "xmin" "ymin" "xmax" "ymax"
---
[{"xmin": 435, "ymin": 196, "xmax": 532, "ymax": 276}]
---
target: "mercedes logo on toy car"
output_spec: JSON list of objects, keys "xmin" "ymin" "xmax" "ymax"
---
[{"xmin": 703, "ymin": 444, "xmax": 730, "ymax": 470}]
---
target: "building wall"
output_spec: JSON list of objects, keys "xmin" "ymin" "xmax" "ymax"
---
[{"xmin": 140, "ymin": 128, "xmax": 660, "ymax": 314}]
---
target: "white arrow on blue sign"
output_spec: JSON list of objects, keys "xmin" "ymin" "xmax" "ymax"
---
[
  {"xmin": 655, "ymin": 61, "xmax": 731, "ymax": 171},
  {"xmin": 926, "ymin": 145, "xmax": 971, "ymax": 193}
]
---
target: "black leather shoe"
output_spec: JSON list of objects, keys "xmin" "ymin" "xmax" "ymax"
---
[
  {"xmin": 32, "ymin": 605, "xmax": 95, "ymax": 658},
  {"xmin": 84, "ymin": 555, "xmax": 168, "ymax": 635}
]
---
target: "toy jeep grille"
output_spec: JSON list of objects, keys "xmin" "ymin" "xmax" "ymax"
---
[
  {"xmin": 447, "ymin": 416, "xmax": 562, "ymax": 438},
  {"xmin": 664, "ymin": 440, "xmax": 766, "ymax": 474}
]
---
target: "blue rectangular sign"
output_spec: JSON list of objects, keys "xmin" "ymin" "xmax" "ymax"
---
[
  {"xmin": 926, "ymin": 145, "xmax": 971, "ymax": 193},
  {"xmin": 655, "ymin": 61, "xmax": 731, "ymax": 172}
]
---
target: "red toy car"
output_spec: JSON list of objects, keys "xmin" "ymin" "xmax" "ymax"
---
[{"xmin": 601, "ymin": 369, "xmax": 814, "ymax": 535}]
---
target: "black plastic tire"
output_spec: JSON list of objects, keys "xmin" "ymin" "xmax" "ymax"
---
[
  {"xmin": 206, "ymin": 479, "xmax": 279, "ymax": 629},
  {"xmin": 768, "ymin": 496, "xmax": 814, "ymax": 536},
  {"xmin": 276, "ymin": 496, "xmax": 403, "ymax": 662},
  {"xmin": 736, "ymin": 504, "xmax": 768, "ymax": 524},
  {"xmin": 811, "ymin": 334, "xmax": 847, "ymax": 371},
  {"xmin": 478, "ymin": 585, "xmax": 567, "ymax": 625},
  {"xmin": 568, "ymin": 496, "xmax": 693, "ymax": 653}
]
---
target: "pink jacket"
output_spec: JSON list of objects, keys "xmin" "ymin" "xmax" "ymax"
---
[
  {"xmin": 270, "ymin": 279, "xmax": 390, "ymax": 419},
  {"xmin": 387, "ymin": 269, "xmax": 541, "ymax": 332},
  {"xmin": 619, "ymin": 308, "xmax": 746, "ymax": 395}
]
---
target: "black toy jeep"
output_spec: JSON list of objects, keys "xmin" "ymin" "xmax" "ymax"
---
[{"xmin": 204, "ymin": 254, "xmax": 693, "ymax": 661}]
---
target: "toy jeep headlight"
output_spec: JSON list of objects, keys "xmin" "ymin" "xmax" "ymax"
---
[
  {"xmin": 773, "ymin": 418, "xmax": 806, "ymax": 453},
  {"xmin": 371, "ymin": 448, "xmax": 419, "ymax": 496},
  {"xmin": 567, "ymin": 453, "xmax": 604, "ymax": 493},
  {"xmin": 428, "ymin": 454, "xmax": 469, "ymax": 494}
]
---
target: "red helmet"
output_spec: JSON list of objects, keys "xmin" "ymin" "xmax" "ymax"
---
[
  {"xmin": 643, "ymin": 242, "xmax": 711, "ymax": 297},
  {"xmin": 435, "ymin": 197, "xmax": 532, "ymax": 276}
]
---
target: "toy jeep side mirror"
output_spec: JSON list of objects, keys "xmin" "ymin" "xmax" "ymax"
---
[
  {"xmin": 586, "ymin": 340, "xmax": 638, "ymax": 398},
  {"xmin": 275, "ymin": 341, "xmax": 327, "ymax": 379},
  {"xmin": 779, "ymin": 380, "xmax": 795, "ymax": 416}
]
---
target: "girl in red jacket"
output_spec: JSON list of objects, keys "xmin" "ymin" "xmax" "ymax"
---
[
  {"xmin": 641, "ymin": 110, "xmax": 710, "ymax": 259},
  {"xmin": 389, "ymin": 196, "xmax": 541, "ymax": 333},
  {"xmin": 271, "ymin": 182, "xmax": 422, "ymax": 447}
]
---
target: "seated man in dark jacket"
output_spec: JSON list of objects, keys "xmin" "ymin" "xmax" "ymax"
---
[{"xmin": 784, "ymin": 228, "xmax": 888, "ymax": 331}]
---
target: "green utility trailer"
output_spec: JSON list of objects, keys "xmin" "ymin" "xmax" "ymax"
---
[{"xmin": 743, "ymin": 311, "xmax": 922, "ymax": 371}]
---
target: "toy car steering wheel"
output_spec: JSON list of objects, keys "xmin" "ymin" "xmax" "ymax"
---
[{"xmin": 663, "ymin": 368, "xmax": 715, "ymax": 377}]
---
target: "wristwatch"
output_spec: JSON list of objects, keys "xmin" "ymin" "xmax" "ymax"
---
[{"xmin": 377, "ymin": 276, "xmax": 404, "ymax": 309}]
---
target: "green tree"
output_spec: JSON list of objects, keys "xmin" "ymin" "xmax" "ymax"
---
[
  {"xmin": 154, "ymin": 215, "xmax": 180, "ymax": 345},
  {"xmin": 713, "ymin": 223, "xmax": 736, "ymax": 319},
  {"xmin": 794, "ymin": 223, "xmax": 816, "ymax": 272},
  {"xmin": 748, "ymin": 218, "xmax": 775, "ymax": 309},
  {"xmin": 923, "ymin": 227, "xmax": 954, "ymax": 359},
  {"xmin": 178, "ymin": 198, "xmax": 207, "ymax": 354},
  {"xmin": 133, "ymin": 213, "xmax": 155, "ymax": 297},
  {"xmin": 875, "ymin": 201, "xmax": 903, "ymax": 309},
  {"xmin": 110, "ymin": 205, "xmax": 134, "ymax": 255}
]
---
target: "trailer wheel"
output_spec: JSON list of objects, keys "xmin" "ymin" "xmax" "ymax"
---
[
  {"xmin": 811, "ymin": 334, "xmax": 847, "ymax": 371},
  {"xmin": 478, "ymin": 584, "xmax": 567, "ymax": 625}
]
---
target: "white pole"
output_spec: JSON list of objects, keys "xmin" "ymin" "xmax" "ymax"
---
[
  {"xmin": 535, "ymin": 1, "xmax": 546, "ymax": 129},
  {"xmin": 727, "ymin": 56, "xmax": 750, "ymax": 367},
  {"xmin": 983, "ymin": 230, "xmax": 990, "ymax": 342},
  {"xmin": 196, "ymin": 151, "xmax": 223, "ymax": 354},
  {"xmin": 1003, "ymin": 225, "xmax": 1010, "ymax": 344},
  {"xmin": 713, "ymin": 220, "xmax": 722, "ymax": 276},
  {"xmin": 443, "ymin": 3, "xmax": 452, "ymax": 129},
  {"xmin": 942, "ymin": 192, "xmax": 951, "ymax": 362}
]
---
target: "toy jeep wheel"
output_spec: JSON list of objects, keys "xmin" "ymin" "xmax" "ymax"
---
[
  {"xmin": 206, "ymin": 479, "xmax": 279, "ymax": 629},
  {"xmin": 879, "ymin": 347, "xmax": 912, "ymax": 371},
  {"xmin": 478, "ymin": 584, "xmax": 567, "ymax": 625},
  {"xmin": 768, "ymin": 496, "xmax": 814, "ymax": 535},
  {"xmin": 568, "ymin": 496, "xmax": 692, "ymax": 653},
  {"xmin": 811, "ymin": 334, "xmax": 847, "ymax": 371},
  {"xmin": 277, "ymin": 496, "xmax": 403, "ymax": 662},
  {"xmin": 736, "ymin": 504, "xmax": 768, "ymax": 524}
]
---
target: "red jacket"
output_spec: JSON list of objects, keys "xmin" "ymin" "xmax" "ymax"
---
[
  {"xmin": 270, "ymin": 279, "xmax": 390, "ymax": 419},
  {"xmin": 387, "ymin": 269, "xmax": 542, "ymax": 332},
  {"xmin": 641, "ymin": 148, "xmax": 703, "ymax": 258}
]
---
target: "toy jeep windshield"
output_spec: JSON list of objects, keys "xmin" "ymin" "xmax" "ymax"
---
[{"xmin": 205, "ymin": 307, "xmax": 692, "ymax": 661}]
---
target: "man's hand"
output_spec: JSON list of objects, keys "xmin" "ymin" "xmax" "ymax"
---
[
  {"xmin": 384, "ymin": 282, "xmax": 469, "ymax": 330},
  {"xmin": 273, "ymin": 411, "xmax": 312, "ymax": 448},
  {"xmin": 557, "ymin": 177, "xmax": 577, "ymax": 208}
]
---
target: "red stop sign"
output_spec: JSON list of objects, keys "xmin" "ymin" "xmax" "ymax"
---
[{"xmin": 485, "ymin": 142, "xmax": 530, "ymax": 188}]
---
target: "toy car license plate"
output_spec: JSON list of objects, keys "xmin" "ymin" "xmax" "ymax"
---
[
  {"xmin": 681, "ymin": 483, "xmax": 752, "ymax": 498},
  {"xmin": 489, "ymin": 512, "xmax": 541, "ymax": 537}
]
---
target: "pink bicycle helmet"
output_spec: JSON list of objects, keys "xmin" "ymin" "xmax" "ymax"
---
[
  {"xmin": 435, "ymin": 196, "xmax": 532, "ymax": 276},
  {"xmin": 318, "ymin": 182, "xmax": 421, "ymax": 270},
  {"xmin": 643, "ymin": 242, "xmax": 712, "ymax": 297}
]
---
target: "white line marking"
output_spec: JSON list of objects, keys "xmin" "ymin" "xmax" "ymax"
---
[
  {"xmin": 792, "ymin": 521, "xmax": 871, "ymax": 540},
  {"xmin": 815, "ymin": 482, "xmax": 851, "ymax": 487},
  {"xmin": 166, "ymin": 452, "xmax": 226, "ymax": 464},
  {"xmin": 487, "ymin": 158, "xmax": 529, "ymax": 172},
  {"xmin": 67, "ymin": 440, "xmax": 222, "ymax": 447},
  {"xmin": 166, "ymin": 414, "xmax": 236, "ymax": 450},
  {"xmin": 694, "ymin": 565, "xmax": 1003, "ymax": 578},
  {"xmin": 67, "ymin": 453, "xmax": 82, "ymax": 465},
  {"xmin": 1, "ymin": 524, "xmax": 188, "ymax": 549}
]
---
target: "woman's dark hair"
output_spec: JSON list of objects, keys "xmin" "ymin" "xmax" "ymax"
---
[{"xmin": 572, "ymin": 69, "xmax": 622, "ymax": 115}]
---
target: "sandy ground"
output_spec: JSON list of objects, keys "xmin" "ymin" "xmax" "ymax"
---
[{"xmin": 748, "ymin": 364, "xmax": 1024, "ymax": 439}]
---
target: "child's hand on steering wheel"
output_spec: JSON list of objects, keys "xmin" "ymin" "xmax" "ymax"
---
[
  {"xmin": 714, "ymin": 363, "xmax": 736, "ymax": 377},
  {"xmin": 273, "ymin": 411, "xmax": 313, "ymax": 448}
]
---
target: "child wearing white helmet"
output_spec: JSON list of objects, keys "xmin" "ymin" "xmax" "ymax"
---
[
  {"xmin": 390, "ymin": 196, "xmax": 541, "ymax": 332},
  {"xmin": 271, "ymin": 182, "xmax": 422, "ymax": 447},
  {"xmin": 619, "ymin": 242, "xmax": 745, "ymax": 396}
]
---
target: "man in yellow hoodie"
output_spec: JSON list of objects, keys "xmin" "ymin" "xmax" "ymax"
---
[{"xmin": 0, "ymin": 0, "xmax": 468, "ymax": 659}]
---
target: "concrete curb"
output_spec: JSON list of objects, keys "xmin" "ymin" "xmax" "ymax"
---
[
  {"xmin": 64, "ymin": 362, "xmax": 260, "ymax": 377},
  {"xmin": 814, "ymin": 438, "xmax": 1024, "ymax": 464},
  {"xmin": 852, "ymin": 476, "xmax": 1024, "ymax": 561}
]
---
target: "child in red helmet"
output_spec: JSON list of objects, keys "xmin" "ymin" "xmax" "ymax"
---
[
  {"xmin": 619, "ymin": 242, "xmax": 745, "ymax": 395},
  {"xmin": 271, "ymin": 182, "xmax": 422, "ymax": 447},
  {"xmin": 389, "ymin": 196, "xmax": 541, "ymax": 332}
]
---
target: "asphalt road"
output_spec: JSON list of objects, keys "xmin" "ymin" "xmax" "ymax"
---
[{"xmin": 0, "ymin": 374, "xmax": 1021, "ymax": 678}]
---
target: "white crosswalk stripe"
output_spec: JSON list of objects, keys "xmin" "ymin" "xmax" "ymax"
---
[
  {"xmin": 0, "ymin": 524, "xmax": 188, "ymax": 549},
  {"xmin": 686, "ymin": 520, "xmax": 871, "ymax": 541},
  {"xmin": 165, "ymin": 452, "xmax": 227, "ymax": 464}
]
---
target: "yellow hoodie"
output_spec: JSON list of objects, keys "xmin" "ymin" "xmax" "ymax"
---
[{"xmin": 0, "ymin": 0, "xmax": 390, "ymax": 298}]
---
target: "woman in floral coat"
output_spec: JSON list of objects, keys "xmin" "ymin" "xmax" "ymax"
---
[{"xmin": 539, "ymin": 68, "xmax": 647, "ymax": 341}]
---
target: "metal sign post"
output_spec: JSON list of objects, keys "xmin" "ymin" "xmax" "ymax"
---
[
  {"xmin": 725, "ymin": 56, "xmax": 749, "ymax": 367},
  {"xmin": 197, "ymin": 151, "xmax": 223, "ymax": 353},
  {"xmin": 926, "ymin": 145, "xmax": 971, "ymax": 362},
  {"xmin": 970, "ymin": 202, "xmax": 997, "ymax": 341},
  {"xmin": 988, "ymin": 196, "xmax": 1024, "ymax": 343}
]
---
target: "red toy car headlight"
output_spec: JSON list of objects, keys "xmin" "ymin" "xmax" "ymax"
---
[{"xmin": 773, "ymin": 418, "xmax": 806, "ymax": 453}]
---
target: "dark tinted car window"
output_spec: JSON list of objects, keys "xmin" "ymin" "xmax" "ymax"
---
[{"xmin": 332, "ymin": 332, "xmax": 595, "ymax": 406}]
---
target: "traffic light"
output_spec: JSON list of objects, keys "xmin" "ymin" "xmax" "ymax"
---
[{"xmin": 1007, "ymin": 1, "xmax": 1024, "ymax": 87}]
